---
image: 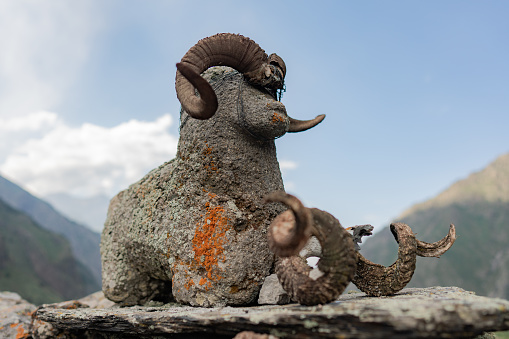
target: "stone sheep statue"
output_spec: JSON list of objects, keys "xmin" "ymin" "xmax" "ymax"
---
[{"xmin": 100, "ymin": 33, "xmax": 325, "ymax": 307}]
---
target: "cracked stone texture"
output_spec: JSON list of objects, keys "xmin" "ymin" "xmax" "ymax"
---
[
  {"xmin": 33, "ymin": 287, "xmax": 509, "ymax": 338},
  {"xmin": 101, "ymin": 67, "xmax": 291, "ymax": 307}
]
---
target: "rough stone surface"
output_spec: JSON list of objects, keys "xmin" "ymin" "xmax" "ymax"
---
[
  {"xmin": 257, "ymin": 274, "xmax": 291, "ymax": 305},
  {"xmin": 101, "ymin": 67, "xmax": 294, "ymax": 307},
  {"xmin": 30, "ymin": 292, "xmax": 117, "ymax": 339},
  {"xmin": 33, "ymin": 287, "xmax": 509, "ymax": 338},
  {"xmin": 0, "ymin": 291, "xmax": 35, "ymax": 338}
]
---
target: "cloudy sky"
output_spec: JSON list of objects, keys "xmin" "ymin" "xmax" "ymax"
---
[{"xmin": 1, "ymin": 1, "xmax": 508, "ymax": 231}]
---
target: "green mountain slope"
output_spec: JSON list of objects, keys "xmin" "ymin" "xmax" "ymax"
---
[
  {"xmin": 0, "ymin": 199, "xmax": 99, "ymax": 305},
  {"xmin": 0, "ymin": 175, "xmax": 102, "ymax": 285},
  {"xmin": 360, "ymin": 153, "xmax": 509, "ymax": 299}
]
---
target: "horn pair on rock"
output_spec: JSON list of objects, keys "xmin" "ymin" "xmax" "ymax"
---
[
  {"xmin": 176, "ymin": 33, "xmax": 324, "ymax": 131},
  {"xmin": 266, "ymin": 192, "xmax": 456, "ymax": 304},
  {"xmin": 264, "ymin": 192, "xmax": 357, "ymax": 305},
  {"xmin": 350, "ymin": 222, "xmax": 456, "ymax": 296}
]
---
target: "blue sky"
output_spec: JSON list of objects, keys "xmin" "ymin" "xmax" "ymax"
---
[{"xmin": 1, "ymin": 1, "xmax": 508, "ymax": 231}]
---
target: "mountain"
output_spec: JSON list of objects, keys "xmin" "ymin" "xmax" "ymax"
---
[
  {"xmin": 44, "ymin": 193, "xmax": 110, "ymax": 232},
  {"xmin": 0, "ymin": 199, "xmax": 99, "ymax": 305},
  {"xmin": 0, "ymin": 175, "xmax": 102, "ymax": 286},
  {"xmin": 360, "ymin": 153, "xmax": 509, "ymax": 299}
]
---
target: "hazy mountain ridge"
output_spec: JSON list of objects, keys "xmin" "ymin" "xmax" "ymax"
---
[
  {"xmin": 401, "ymin": 153, "xmax": 509, "ymax": 217},
  {"xmin": 44, "ymin": 193, "xmax": 110, "ymax": 232},
  {"xmin": 361, "ymin": 153, "xmax": 509, "ymax": 299},
  {"xmin": 0, "ymin": 199, "xmax": 99, "ymax": 304},
  {"xmin": 0, "ymin": 175, "xmax": 102, "ymax": 285}
]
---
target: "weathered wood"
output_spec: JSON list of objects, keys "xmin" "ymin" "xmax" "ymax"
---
[{"xmin": 34, "ymin": 287, "xmax": 509, "ymax": 338}]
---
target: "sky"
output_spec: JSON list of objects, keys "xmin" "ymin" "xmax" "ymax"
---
[{"xmin": 0, "ymin": 1, "xmax": 508, "ymax": 232}]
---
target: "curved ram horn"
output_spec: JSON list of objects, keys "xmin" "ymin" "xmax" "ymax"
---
[
  {"xmin": 264, "ymin": 191, "xmax": 313, "ymax": 257},
  {"xmin": 266, "ymin": 193, "xmax": 357, "ymax": 305},
  {"xmin": 352, "ymin": 222, "xmax": 417, "ymax": 297},
  {"xmin": 176, "ymin": 63, "xmax": 218, "ymax": 120},
  {"xmin": 176, "ymin": 33, "xmax": 282, "ymax": 120},
  {"xmin": 416, "ymin": 224, "xmax": 456, "ymax": 258},
  {"xmin": 288, "ymin": 114, "xmax": 326, "ymax": 133}
]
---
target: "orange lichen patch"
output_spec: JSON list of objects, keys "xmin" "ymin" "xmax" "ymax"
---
[
  {"xmin": 169, "ymin": 192, "xmax": 230, "ymax": 293},
  {"xmin": 15, "ymin": 325, "xmax": 28, "ymax": 339},
  {"xmin": 192, "ymin": 194, "xmax": 229, "ymax": 289},
  {"xmin": 184, "ymin": 279, "xmax": 195, "ymax": 290},
  {"xmin": 8, "ymin": 324, "xmax": 28, "ymax": 339},
  {"xmin": 271, "ymin": 112, "xmax": 285, "ymax": 123},
  {"xmin": 202, "ymin": 141, "xmax": 218, "ymax": 174},
  {"xmin": 202, "ymin": 142, "xmax": 213, "ymax": 157}
]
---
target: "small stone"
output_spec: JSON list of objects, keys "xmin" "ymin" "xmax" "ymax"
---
[
  {"xmin": 299, "ymin": 236, "xmax": 321, "ymax": 258},
  {"xmin": 258, "ymin": 274, "xmax": 291, "ymax": 305}
]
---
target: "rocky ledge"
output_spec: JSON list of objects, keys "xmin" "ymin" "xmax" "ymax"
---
[
  {"xmin": 2, "ymin": 286, "xmax": 509, "ymax": 338},
  {"xmin": 0, "ymin": 291, "xmax": 35, "ymax": 338}
]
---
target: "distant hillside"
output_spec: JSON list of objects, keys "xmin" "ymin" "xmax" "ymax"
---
[
  {"xmin": 45, "ymin": 193, "xmax": 110, "ymax": 232},
  {"xmin": 0, "ymin": 199, "xmax": 99, "ymax": 305},
  {"xmin": 0, "ymin": 175, "xmax": 102, "ymax": 285},
  {"xmin": 361, "ymin": 153, "xmax": 509, "ymax": 299}
]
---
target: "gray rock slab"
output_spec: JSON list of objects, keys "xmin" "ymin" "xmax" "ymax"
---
[
  {"xmin": 0, "ymin": 291, "xmax": 36, "ymax": 338},
  {"xmin": 33, "ymin": 287, "xmax": 509, "ymax": 338}
]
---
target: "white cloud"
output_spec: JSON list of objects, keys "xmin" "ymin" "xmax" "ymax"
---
[
  {"xmin": 279, "ymin": 160, "xmax": 298, "ymax": 192},
  {"xmin": 0, "ymin": 111, "xmax": 58, "ymax": 131},
  {"xmin": 279, "ymin": 160, "xmax": 298, "ymax": 172},
  {"xmin": 0, "ymin": 0, "xmax": 102, "ymax": 118},
  {"xmin": 284, "ymin": 181, "xmax": 297, "ymax": 192},
  {"xmin": 0, "ymin": 112, "xmax": 178, "ymax": 198}
]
